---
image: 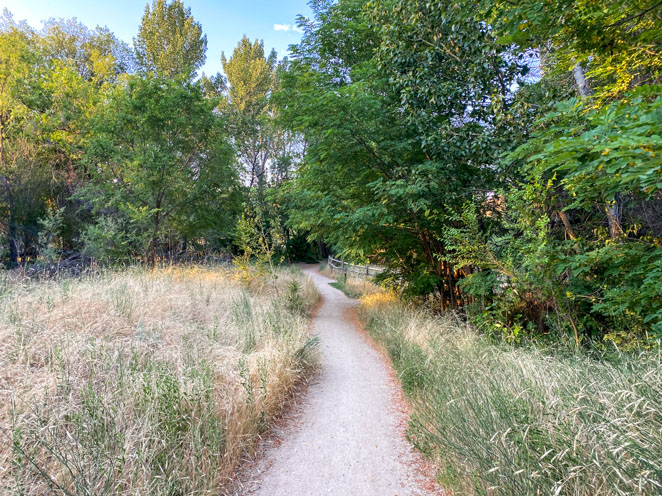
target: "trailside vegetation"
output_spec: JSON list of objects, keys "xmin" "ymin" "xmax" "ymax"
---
[
  {"xmin": 358, "ymin": 293, "xmax": 662, "ymax": 495},
  {"xmin": 277, "ymin": 0, "xmax": 662, "ymax": 347},
  {"xmin": 0, "ymin": 266, "xmax": 319, "ymax": 494},
  {"xmin": 0, "ymin": 1, "xmax": 317, "ymax": 270}
]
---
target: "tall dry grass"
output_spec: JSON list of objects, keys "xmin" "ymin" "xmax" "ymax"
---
[
  {"xmin": 0, "ymin": 265, "xmax": 319, "ymax": 495},
  {"xmin": 359, "ymin": 295, "xmax": 662, "ymax": 495}
]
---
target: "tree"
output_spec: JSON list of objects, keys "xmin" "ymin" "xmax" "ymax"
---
[
  {"xmin": 222, "ymin": 36, "xmax": 277, "ymax": 189},
  {"xmin": 0, "ymin": 13, "xmax": 114, "ymax": 266},
  {"xmin": 41, "ymin": 17, "xmax": 136, "ymax": 82},
  {"xmin": 83, "ymin": 75, "xmax": 238, "ymax": 265},
  {"xmin": 134, "ymin": 0, "xmax": 207, "ymax": 79},
  {"xmin": 278, "ymin": 0, "xmax": 525, "ymax": 307},
  {"xmin": 277, "ymin": 0, "xmax": 661, "ymax": 342},
  {"xmin": 490, "ymin": 0, "xmax": 662, "ymax": 102},
  {"xmin": 0, "ymin": 16, "xmax": 50, "ymax": 266}
]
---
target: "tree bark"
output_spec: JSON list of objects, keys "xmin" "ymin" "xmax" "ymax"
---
[
  {"xmin": 572, "ymin": 62, "xmax": 592, "ymax": 98},
  {"xmin": 447, "ymin": 263, "xmax": 457, "ymax": 310},
  {"xmin": 573, "ymin": 63, "xmax": 624, "ymax": 239},
  {"xmin": 149, "ymin": 197, "xmax": 162, "ymax": 268},
  {"xmin": 605, "ymin": 198, "xmax": 624, "ymax": 240},
  {"xmin": 557, "ymin": 210, "xmax": 578, "ymax": 240},
  {"xmin": 149, "ymin": 213, "xmax": 159, "ymax": 268}
]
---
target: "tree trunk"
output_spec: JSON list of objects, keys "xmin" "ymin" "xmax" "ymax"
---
[
  {"xmin": 437, "ymin": 280, "xmax": 447, "ymax": 312},
  {"xmin": 572, "ymin": 62, "xmax": 592, "ymax": 98},
  {"xmin": 181, "ymin": 235, "xmax": 188, "ymax": 256},
  {"xmin": 605, "ymin": 198, "xmax": 623, "ymax": 240},
  {"xmin": 557, "ymin": 210, "xmax": 578, "ymax": 240},
  {"xmin": 447, "ymin": 263, "xmax": 457, "ymax": 310},
  {"xmin": 8, "ymin": 202, "xmax": 17, "ymax": 267},
  {"xmin": 318, "ymin": 240, "xmax": 329, "ymax": 260},
  {"xmin": 573, "ymin": 63, "xmax": 624, "ymax": 239},
  {"xmin": 149, "ymin": 210, "xmax": 161, "ymax": 269}
]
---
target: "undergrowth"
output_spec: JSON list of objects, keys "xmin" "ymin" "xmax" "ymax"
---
[
  {"xmin": 0, "ymin": 265, "xmax": 319, "ymax": 495},
  {"xmin": 358, "ymin": 294, "xmax": 662, "ymax": 495}
]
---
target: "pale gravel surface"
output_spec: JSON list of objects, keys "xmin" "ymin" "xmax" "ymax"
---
[{"xmin": 240, "ymin": 266, "xmax": 433, "ymax": 496}]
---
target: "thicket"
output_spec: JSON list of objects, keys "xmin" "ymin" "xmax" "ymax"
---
[{"xmin": 278, "ymin": 0, "xmax": 662, "ymax": 346}]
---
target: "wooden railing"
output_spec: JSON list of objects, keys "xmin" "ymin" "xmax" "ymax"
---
[{"xmin": 327, "ymin": 256, "xmax": 385, "ymax": 280}]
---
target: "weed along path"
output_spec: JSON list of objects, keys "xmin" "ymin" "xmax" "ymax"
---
[{"xmin": 241, "ymin": 266, "xmax": 436, "ymax": 496}]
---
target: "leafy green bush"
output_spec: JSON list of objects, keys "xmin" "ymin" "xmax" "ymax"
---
[
  {"xmin": 80, "ymin": 215, "xmax": 149, "ymax": 263},
  {"xmin": 443, "ymin": 88, "xmax": 662, "ymax": 345}
]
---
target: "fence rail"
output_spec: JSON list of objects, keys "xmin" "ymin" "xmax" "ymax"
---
[{"xmin": 327, "ymin": 256, "xmax": 385, "ymax": 279}]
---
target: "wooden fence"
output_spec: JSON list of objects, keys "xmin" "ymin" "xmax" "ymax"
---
[{"xmin": 327, "ymin": 256, "xmax": 385, "ymax": 280}]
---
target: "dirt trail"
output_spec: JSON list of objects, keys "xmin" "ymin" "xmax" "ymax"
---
[{"xmin": 241, "ymin": 266, "xmax": 435, "ymax": 496}]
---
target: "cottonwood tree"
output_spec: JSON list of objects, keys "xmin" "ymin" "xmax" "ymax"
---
[
  {"xmin": 41, "ymin": 17, "xmax": 136, "ymax": 82},
  {"xmin": 134, "ymin": 0, "xmax": 207, "ymax": 79},
  {"xmin": 222, "ymin": 36, "xmax": 277, "ymax": 190},
  {"xmin": 223, "ymin": 37, "xmax": 314, "ymax": 261},
  {"xmin": 0, "ymin": 18, "xmax": 53, "ymax": 266},
  {"xmin": 0, "ymin": 14, "xmax": 137, "ymax": 266}
]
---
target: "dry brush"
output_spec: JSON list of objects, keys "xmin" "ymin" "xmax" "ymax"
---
[{"xmin": 0, "ymin": 265, "xmax": 319, "ymax": 495}]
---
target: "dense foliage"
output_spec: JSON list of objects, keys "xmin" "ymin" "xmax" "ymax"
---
[
  {"xmin": 278, "ymin": 0, "xmax": 662, "ymax": 346},
  {"xmin": 1, "ymin": 0, "xmax": 660, "ymax": 345},
  {"xmin": 0, "ymin": 1, "xmax": 316, "ymax": 268}
]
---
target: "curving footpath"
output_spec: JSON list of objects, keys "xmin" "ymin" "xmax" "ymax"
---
[{"xmin": 241, "ymin": 265, "xmax": 436, "ymax": 496}]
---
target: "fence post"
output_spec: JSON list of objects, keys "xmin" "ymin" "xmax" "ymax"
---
[{"xmin": 343, "ymin": 261, "xmax": 347, "ymax": 282}]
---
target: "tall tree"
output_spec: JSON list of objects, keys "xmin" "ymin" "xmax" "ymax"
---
[
  {"xmin": 278, "ymin": 0, "xmax": 525, "ymax": 306},
  {"xmin": 134, "ymin": 0, "xmax": 207, "ymax": 79},
  {"xmin": 83, "ymin": 74, "xmax": 238, "ymax": 265},
  {"xmin": 222, "ymin": 36, "xmax": 277, "ymax": 189},
  {"xmin": 41, "ymin": 17, "xmax": 136, "ymax": 82},
  {"xmin": 0, "ymin": 16, "xmax": 49, "ymax": 266}
]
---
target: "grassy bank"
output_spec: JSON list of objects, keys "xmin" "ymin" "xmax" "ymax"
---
[
  {"xmin": 358, "ymin": 294, "xmax": 662, "ymax": 495},
  {"xmin": 0, "ymin": 266, "xmax": 319, "ymax": 495}
]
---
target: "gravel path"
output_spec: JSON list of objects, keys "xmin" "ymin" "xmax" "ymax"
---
[{"xmin": 241, "ymin": 266, "xmax": 434, "ymax": 496}]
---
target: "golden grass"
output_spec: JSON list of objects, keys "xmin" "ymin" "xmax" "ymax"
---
[
  {"xmin": 358, "ymin": 299, "xmax": 662, "ymax": 495},
  {"xmin": 0, "ymin": 265, "xmax": 319, "ymax": 495},
  {"xmin": 360, "ymin": 291, "xmax": 398, "ymax": 308}
]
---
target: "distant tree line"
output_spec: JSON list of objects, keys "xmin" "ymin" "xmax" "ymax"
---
[
  {"xmin": 2, "ymin": 0, "xmax": 660, "ymax": 345},
  {"xmin": 0, "ymin": 0, "xmax": 316, "ymax": 269}
]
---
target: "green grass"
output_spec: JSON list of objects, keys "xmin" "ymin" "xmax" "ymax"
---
[
  {"xmin": 359, "ymin": 299, "xmax": 662, "ymax": 495},
  {"xmin": 329, "ymin": 280, "xmax": 362, "ymax": 299}
]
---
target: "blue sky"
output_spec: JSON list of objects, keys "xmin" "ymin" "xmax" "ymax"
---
[{"xmin": 0, "ymin": 0, "xmax": 313, "ymax": 76}]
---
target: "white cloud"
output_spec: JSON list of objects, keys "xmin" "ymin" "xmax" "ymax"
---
[
  {"xmin": 292, "ymin": 25, "xmax": 303, "ymax": 33},
  {"xmin": 274, "ymin": 24, "xmax": 291, "ymax": 32}
]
